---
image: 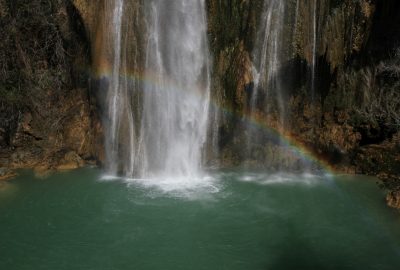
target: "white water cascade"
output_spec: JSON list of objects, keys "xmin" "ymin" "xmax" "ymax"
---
[
  {"xmin": 139, "ymin": 0, "xmax": 211, "ymax": 179},
  {"xmin": 103, "ymin": 0, "xmax": 211, "ymax": 180}
]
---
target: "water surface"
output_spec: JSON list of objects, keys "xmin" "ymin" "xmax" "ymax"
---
[{"xmin": 1, "ymin": 169, "xmax": 399, "ymax": 270}]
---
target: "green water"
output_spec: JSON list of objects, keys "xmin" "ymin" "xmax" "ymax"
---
[{"xmin": 1, "ymin": 169, "xmax": 400, "ymax": 270}]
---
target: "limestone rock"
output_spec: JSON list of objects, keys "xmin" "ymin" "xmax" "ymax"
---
[
  {"xmin": 387, "ymin": 191, "xmax": 400, "ymax": 209},
  {"xmin": 56, "ymin": 151, "xmax": 84, "ymax": 171},
  {"xmin": 0, "ymin": 168, "xmax": 17, "ymax": 181}
]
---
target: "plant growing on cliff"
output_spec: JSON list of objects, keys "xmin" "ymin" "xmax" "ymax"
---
[{"xmin": 354, "ymin": 49, "xmax": 400, "ymax": 131}]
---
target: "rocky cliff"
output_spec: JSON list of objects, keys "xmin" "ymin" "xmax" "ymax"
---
[
  {"xmin": 206, "ymin": 0, "xmax": 400, "ymax": 206},
  {"xmin": 0, "ymin": 0, "xmax": 102, "ymax": 179}
]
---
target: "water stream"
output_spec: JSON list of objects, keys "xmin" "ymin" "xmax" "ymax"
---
[
  {"xmin": 139, "ymin": 0, "xmax": 211, "ymax": 179},
  {"xmin": 102, "ymin": 0, "xmax": 211, "ymax": 180},
  {"xmin": 101, "ymin": 0, "xmax": 137, "ymax": 177}
]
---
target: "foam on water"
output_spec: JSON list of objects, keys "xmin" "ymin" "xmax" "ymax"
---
[
  {"xmin": 100, "ymin": 173, "xmax": 220, "ymax": 199},
  {"xmin": 238, "ymin": 172, "xmax": 327, "ymax": 186},
  {"xmin": 100, "ymin": 170, "xmax": 336, "ymax": 199}
]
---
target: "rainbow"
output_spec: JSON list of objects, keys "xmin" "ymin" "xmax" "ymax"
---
[{"xmin": 91, "ymin": 64, "xmax": 336, "ymax": 175}]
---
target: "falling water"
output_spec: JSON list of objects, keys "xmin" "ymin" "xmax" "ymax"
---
[
  {"xmin": 137, "ymin": 0, "xmax": 211, "ymax": 179},
  {"xmin": 311, "ymin": 0, "xmax": 318, "ymax": 101},
  {"xmin": 245, "ymin": 0, "xmax": 286, "ymax": 161},
  {"xmin": 102, "ymin": 0, "xmax": 211, "ymax": 179},
  {"xmin": 103, "ymin": 0, "xmax": 136, "ymax": 176},
  {"xmin": 251, "ymin": 0, "xmax": 285, "ymax": 110}
]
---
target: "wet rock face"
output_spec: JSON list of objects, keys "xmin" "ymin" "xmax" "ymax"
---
[
  {"xmin": 293, "ymin": 0, "xmax": 375, "ymax": 69},
  {"xmin": 205, "ymin": 0, "xmax": 263, "ymax": 165},
  {"xmin": 206, "ymin": 0, "xmax": 262, "ymax": 107}
]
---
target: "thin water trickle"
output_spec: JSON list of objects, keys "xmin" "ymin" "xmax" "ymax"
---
[
  {"xmin": 250, "ymin": 0, "xmax": 286, "ymax": 109},
  {"xmin": 103, "ymin": 0, "xmax": 134, "ymax": 174},
  {"xmin": 245, "ymin": 0, "xmax": 286, "ymax": 162},
  {"xmin": 311, "ymin": 0, "xmax": 318, "ymax": 101}
]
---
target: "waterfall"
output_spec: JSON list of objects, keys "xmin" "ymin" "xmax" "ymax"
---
[
  {"xmin": 245, "ymin": 0, "xmax": 286, "ymax": 161},
  {"xmin": 103, "ymin": 0, "xmax": 136, "ymax": 176},
  {"xmin": 102, "ymin": 0, "xmax": 211, "ymax": 179},
  {"xmin": 139, "ymin": 0, "xmax": 211, "ymax": 179}
]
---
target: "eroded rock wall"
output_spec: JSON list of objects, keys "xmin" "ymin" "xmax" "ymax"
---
[
  {"xmin": 291, "ymin": 0, "xmax": 400, "ymax": 181},
  {"xmin": 0, "ymin": 0, "xmax": 101, "ymax": 177},
  {"xmin": 206, "ymin": 0, "xmax": 400, "ymax": 200}
]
